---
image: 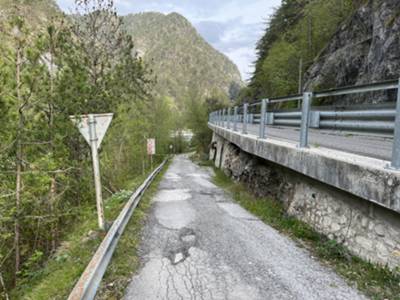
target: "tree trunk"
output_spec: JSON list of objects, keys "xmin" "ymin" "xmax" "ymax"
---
[
  {"xmin": 48, "ymin": 39, "xmax": 58, "ymax": 253},
  {"xmin": 49, "ymin": 177, "xmax": 57, "ymax": 252},
  {"xmin": 0, "ymin": 271, "xmax": 10, "ymax": 300},
  {"xmin": 14, "ymin": 42, "xmax": 22, "ymax": 282}
]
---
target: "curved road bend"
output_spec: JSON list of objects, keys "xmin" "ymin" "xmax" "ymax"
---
[{"xmin": 124, "ymin": 154, "xmax": 366, "ymax": 300}]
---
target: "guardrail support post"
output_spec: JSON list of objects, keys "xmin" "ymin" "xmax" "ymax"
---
[
  {"xmin": 391, "ymin": 79, "xmax": 400, "ymax": 169},
  {"xmin": 227, "ymin": 107, "xmax": 231, "ymax": 129},
  {"xmin": 243, "ymin": 103, "xmax": 248, "ymax": 134},
  {"xmin": 259, "ymin": 99, "xmax": 268, "ymax": 139},
  {"xmin": 221, "ymin": 109, "xmax": 225, "ymax": 128},
  {"xmin": 299, "ymin": 92, "xmax": 312, "ymax": 148},
  {"xmin": 233, "ymin": 106, "xmax": 238, "ymax": 131}
]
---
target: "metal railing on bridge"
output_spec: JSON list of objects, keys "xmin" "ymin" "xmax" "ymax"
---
[{"xmin": 209, "ymin": 79, "xmax": 400, "ymax": 169}]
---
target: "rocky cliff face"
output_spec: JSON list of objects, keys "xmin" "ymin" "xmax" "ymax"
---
[{"xmin": 304, "ymin": 0, "xmax": 400, "ymax": 104}]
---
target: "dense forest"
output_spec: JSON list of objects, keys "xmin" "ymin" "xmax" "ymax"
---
[{"xmin": 0, "ymin": 0, "xmax": 178, "ymax": 295}]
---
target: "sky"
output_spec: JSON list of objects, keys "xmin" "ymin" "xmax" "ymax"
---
[{"xmin": 56, "ymin": 0, "xmax": 281, "ymax": 81}]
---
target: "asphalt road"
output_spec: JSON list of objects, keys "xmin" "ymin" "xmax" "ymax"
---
[
  {"xmin": 232, "ymin": 123, "xmax": 393, "ymax": 161},
  {"xmin": 124, "ymin": 155, "xmax": 366, "ymax": 300}
]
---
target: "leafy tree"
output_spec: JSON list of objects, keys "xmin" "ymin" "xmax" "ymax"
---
[{"xmin": 185, "ymin": 90, "xmax": 228, "ymax": 154}]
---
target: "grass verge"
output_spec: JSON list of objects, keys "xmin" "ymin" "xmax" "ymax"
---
[
  {"xmin": 211, "ymin": 166, "xmax": 400, "ymax": 300},
  {"xmin": 95, "ymin": 160, "xmax": 170, "ymax": 299},
  {"xmin": 10, "ymin": 161, "xmax": 170, "ymax": 300}
]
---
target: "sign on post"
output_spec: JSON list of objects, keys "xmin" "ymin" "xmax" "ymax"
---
[
  {"xmin": 147, "ymin": 138, "xmax": 156, "ymax": 170},
  {"xmin": 70, "ymin": 113, "xmax": 113, "ymax": 231},
  {"xmin": 147, "ymin": 138, "xmax": 156, "ymax": 155}
]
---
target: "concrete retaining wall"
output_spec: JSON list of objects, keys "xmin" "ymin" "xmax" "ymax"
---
[
  {"xmin": 209, "ymin": 124, "xmax": 400, "ymax": 214},
  {"xmin": 210, "ymin": 132, "xmax": 400, "ymax": 269}
]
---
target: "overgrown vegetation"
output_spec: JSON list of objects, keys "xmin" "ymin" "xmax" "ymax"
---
[
  {"xmin": 184, "ymin": 91, "xmax": 229, "ymax": 155},
  {"xmin": 10, "ymin": 190, "xmax": 128, "ymax": 299},
  {"xmin": 9, "ymin": 161, "xmax": 168, "ymax": 299},
  {"xmin": 240, "ymin": 0, "xmax": 362, "ymax": 102},
  {"xmin": 0, "ymin": 0, "xmax": 178, "ymax": 295},
  {"xmin": 211, "ymin": 167, "xmax": 400, "ymax": 300}
]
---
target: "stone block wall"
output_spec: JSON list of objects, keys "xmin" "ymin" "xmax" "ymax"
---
[{"xmin": 210, "ymin": 133, "xmax": 400, "ymax": 269}]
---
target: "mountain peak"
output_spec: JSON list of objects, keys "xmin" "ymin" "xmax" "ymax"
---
[{"xmin": 122, "ymin": 12, "xmax": 242, "ymax": 106}]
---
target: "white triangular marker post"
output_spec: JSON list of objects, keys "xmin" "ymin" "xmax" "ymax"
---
[{"xmin": 70, "ymin": 113, "xmax": 113, "ymax": 230}]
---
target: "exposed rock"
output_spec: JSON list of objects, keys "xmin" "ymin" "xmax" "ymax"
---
[
  {"xmin": 222, "ymin": 146, "xmax": 289, "ymax": 199},
  {"xmin": 304, "ymin": 0, "xmax": 400, "ymax": 104}
]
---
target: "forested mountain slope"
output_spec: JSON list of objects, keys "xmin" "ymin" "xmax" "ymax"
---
[
  {"xmin": 244, "ymin": 0, "xmax": 400, "ymax": 103},
  {"xmin": 122, "ymin": 12, "xmax": 243, "ymax": 107},
  {"xmin": 0, "ymin": 0, "xmax": 60, "ymax": 27}
]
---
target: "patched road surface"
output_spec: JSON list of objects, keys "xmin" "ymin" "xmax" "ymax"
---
[{"xmin": 124, "ymin": 154, "xmax": 366, "ymax": 300}]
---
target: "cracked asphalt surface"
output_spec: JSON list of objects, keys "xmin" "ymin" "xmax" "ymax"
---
[{"xmin": 123, "ymin": 154, "xmax": 367, "ymax": 300}]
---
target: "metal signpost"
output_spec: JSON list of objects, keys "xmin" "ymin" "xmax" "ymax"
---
[{"xmin": 70, "ymin": 113, "xmax": 113, "ymax": 231}]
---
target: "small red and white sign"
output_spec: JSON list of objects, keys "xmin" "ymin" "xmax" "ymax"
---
[{"xmin": 147, "ymin": 138, "xmax": 156, "ymax": 155}]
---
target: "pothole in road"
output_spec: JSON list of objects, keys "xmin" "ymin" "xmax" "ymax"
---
[
  {"xmin": 179, "ymin": 227, "xmax": 197, "ymax": 248},
  {"xmin": 164, "ymin": 228, "xmax": 198, "ymax": 265},
  {"xmin": 166, "ymin": 246, "xmax": 190, "ymax": 266}
]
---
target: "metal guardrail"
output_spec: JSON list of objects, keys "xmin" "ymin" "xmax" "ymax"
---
[
  {"xmin": 209, "ymin": 79, "xmax": 400, "ymax": 169},
  {"xmin": 250, "ymin": 109, "xmax": 396, "ymax": 132},
  {"xmin": 68, "ymin": 158, "xmax": 168, "ymax": 300}
]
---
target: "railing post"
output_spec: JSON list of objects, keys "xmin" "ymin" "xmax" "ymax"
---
[
  {"xmin": 299, "ymin": 92, "xmax": 312, "ymax": 148},
  {"xmin": 227, "ymin": 107, "xmax": 231, "ymax": 129},
  {"xmin": 233, "ymin": 106, "xmax": 238, "ymax": 131},
  {"xmin": 218, "ymin": 110, "xmax": 221, "ymax": 126},
  {"xmin": 259, "ymin": 99, "xmax": 268, "ymax": 139},
  {"xmin": 223, "ymin": 108, "xmax": 226, "ymax": 128},
  {"xmin": 391, "ymin": 79, "xmax": 400, "ymax": 169},
  {"xmin": 243, "ymin": 103, "xmax": 248, "ymax": 134},
  {"xmin": 225, "ymin": 108, "xmax": 228, "ymax": 128}
]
